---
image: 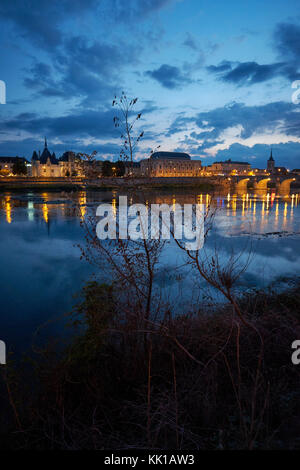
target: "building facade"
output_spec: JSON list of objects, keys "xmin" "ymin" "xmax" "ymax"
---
[
  {"xmin": 210, "ymin": 159, "xmax": 251, "ymax": 175},
  {"xmin": 31, "ymin": 139, "xmax": 61, "ymax": 177},
  {"xmin": 137, "ymin": 151, "xmax": 202, "ymax": 177},
  {"xmin": 31, "ymin": 139, "xmax": 102, "ymax": 177}
]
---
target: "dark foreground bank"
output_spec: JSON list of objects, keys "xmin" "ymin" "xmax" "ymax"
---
[{"xmin": 0, "ymin": 280, "xmax": 300, "ymax": 450}]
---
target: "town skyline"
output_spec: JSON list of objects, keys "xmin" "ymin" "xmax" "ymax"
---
[{"xmin": 0, "ymin": 0, "xmax": 300, "ymax": 169}]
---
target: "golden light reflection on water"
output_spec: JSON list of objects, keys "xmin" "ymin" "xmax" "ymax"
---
[
  {"xmin": 42, "ymin": 204, "xmax": 48, "ymax": 223},
  {"xmin": 232, "ymin": 195, "xmax": 237, "ymax": 216},
  {"xmin": 1, "ymin": 192, "xmax": 300, "ymax": 234},
  {"xmin": 242, "ymin": 194, "xmax": 245, "ymax": 217},
  {"xmin": 266, "ymin": 193, "xmax": 270, "ymax": 210},
  {"xmin": 5, "ymin": 196, "xmax": 12, "ymax": 224},
  {"xmin": 78, "ymin": 191, "xmax": 87, "ymax": 220},
  {"xmin": 42, "ymin": 193, "xmax": 49, "ymax": 223},
  {"xmin": 283, "ymin": 202, "xmax": 288, "ymax": 225},
  {"xmin": 112, "ymin": 190, "xmax": 117, "ymax": 218}
]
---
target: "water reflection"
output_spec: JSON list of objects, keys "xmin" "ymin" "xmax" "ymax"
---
[
  {"xmin": 1, "ymin": 189, "xmax": 300, "ymax": 235},
  {"xmin": 4, "ymin": 195, "xmax": 12, "ymax": 223},
  {"xmin": 78, "ymin": 191, "xmax": 86, "ymax": 220},
  {"xmin": 1, "ymin": 189, "xmax": 300, "ymax": 352}
]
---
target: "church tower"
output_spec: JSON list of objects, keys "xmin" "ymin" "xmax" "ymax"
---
[{"xmin": 267, "ymin": 149, "xmax": 275, "ymax": 173}]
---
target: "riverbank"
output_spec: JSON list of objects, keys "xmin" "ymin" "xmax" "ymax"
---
[
  {"xmin": 1, "ymin": 176, "xmax": 299, "ymax": 193},
  {"xmin": 0, "ymin": 176, "xmax": 220, "ymax": 192}
]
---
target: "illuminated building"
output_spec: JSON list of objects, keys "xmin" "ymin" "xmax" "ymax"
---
[
  {"xmin": 137, "ymin": 152, "xmax": 202, "ymax": 177},
  {"xmin": 31, "ymin": 138, "xmax": 102, "ymax": 177},
  {"xmin": 210, "ymin": 159, "xmax": 251, "ymax": 175}
]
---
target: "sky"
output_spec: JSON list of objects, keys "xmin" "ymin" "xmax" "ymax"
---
[{"xmin": 0, "ymin": 0, "xmax": 300, "ymax": 168}]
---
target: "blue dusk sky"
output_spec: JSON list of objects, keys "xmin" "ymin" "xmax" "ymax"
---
[{"xmin": 0, "ymin": 0, "xmax": 300, "ymax": 168}]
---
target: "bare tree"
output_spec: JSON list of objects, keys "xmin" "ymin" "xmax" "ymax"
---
[{"xmin": 112, "ymin": 93, "xmax": 144, "ymax": 173}]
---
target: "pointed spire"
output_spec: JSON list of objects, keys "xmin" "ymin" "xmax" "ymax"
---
[
  {"xmin": 31, "ymin": 150, "xmax": 39, "ymax": 161},
  {"xmin": 44, "ymin": 136, "xmax": 47, "ymax": 148}
]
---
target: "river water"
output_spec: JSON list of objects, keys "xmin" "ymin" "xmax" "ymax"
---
[{"xmin": 1, "ymin": 188, "xmax": 300, "ymax": 354}]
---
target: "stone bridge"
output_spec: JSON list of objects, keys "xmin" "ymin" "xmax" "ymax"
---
[{"xmin": 226, "ymin": 175, "xmax": 298, "ymax": 194}]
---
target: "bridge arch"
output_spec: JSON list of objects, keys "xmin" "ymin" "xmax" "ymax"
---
[
  {"xmin": 276, "ymin": 178, "xmax": 296, "ymax": 194},
  {"xmin": 234, "ymin": 178, "xmax": 249, "ymax": 191},
  {"xmin": 253, "ymin": 178, "xmax": 270, "ymax": 190}
]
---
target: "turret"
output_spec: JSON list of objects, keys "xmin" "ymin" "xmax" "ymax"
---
[{"xmin": 31, "ymin": 150, "xmax": 39, "ymax": 161}]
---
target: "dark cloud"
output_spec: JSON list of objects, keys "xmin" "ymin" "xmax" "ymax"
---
[
  {"xmin": 3, "ymin": 109, "xmax": 118, "ymax": 139},
  {"xmin": 23, "ymin": 35, "xmax": 140, "ymax": 104},
  {"xmin": 23, "ymin": 62, "xmax": 64, "ymax": 97},
  {"xmin": 64, "ymin": 35, "xmax": 139, "ymax": 77},
  {"xmin": 194, "ymin": 101, "xmax": 300, "ymax": 139},
  {"xmin": 165, "ymin": 114, "xmax": 194, "ymax": 136},
  {"xmin": 0, "ymin": 0, "xmax": 98, "ymax": 50},
  {"xmin": 274, "ymin": 22, "xmax": 300, "ymax": 60},
  {"xmin": 207, "ymin": 60, "xmax": 300, "ymax": 85},
  {"xmin": 167, "ymin": 101, "xmax": 300, "ymax": 145},
  {"xmin": 1, "ymin": 101, "xmax": 158, "ymax": 148},
  {"xmin": 145, "ymin": 64, "xmax": 192, "ymax": 89},
  {"xmin": 207, "ymin": 22, "xmax": 300, "ymax": 86},
  {"xmin": 0, "ymin": 0, "xmax": 172, "ymax": 51},
  {"xmin": 26, "ymin": 63, "xmax": 117, "ymax": 104},
  {"xmin": 2, "ymin": 0, "xmax": 169, "ymax": 107},
  {"xmin": 222, "ymin": 61, "xmax": 287, "ymax": 84},
  {"xmin": 207, "ymin": 61, "xmax": 232, "ymax": 73}
]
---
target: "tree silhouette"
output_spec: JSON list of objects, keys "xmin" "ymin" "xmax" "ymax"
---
[
  {"xmin": 12, "ymin": 158, "xmax": 27, "ymax": 175},
  {"xmin": 112, "ymin": 93, "xmax": 144, "ymax": 172}
]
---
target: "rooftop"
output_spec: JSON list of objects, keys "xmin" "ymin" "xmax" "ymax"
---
[
  {"xmin": 214, "ymin": 159, "xmax": 250, "ymax": 165},
  {"xmin": 150, "ymin": 151, "xmax": 191, "ymax": 161}
]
